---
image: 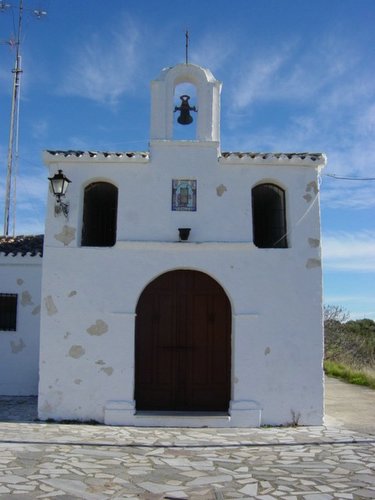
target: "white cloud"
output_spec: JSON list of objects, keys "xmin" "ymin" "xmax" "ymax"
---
[
  {"xmin": 225, "ymin": 114, "xmax": 322, "ymax": 152},
  {"xmin": 11, "ymin": 168, "xmax": 45, "ymax": 206},
  {"xmin": 324, "ymin": 294, "xmax": 374, "ymax": 304},
  {"xmin": 231, "ymin": 48, "xmax": 292, "ymax": 109},
  {"xmin": 319, "ymin": 73, "xmax": 374, "ymax": 114},
  {"xmin": 323, "ymin": 294, "xmax": 375, "ymax": 320},
  {"xmin": 349, "ymin": 311, "xmax": 375, "ymax": 320},
  {"xmin": 320, "ymin": 136, "xmax": 375, "ymax": 210},
  {"xmin": 0, "ymin": 170, "xmax": 46, "ymax": 236},
  {"xmin": 321, "ymin": 182, "xmax": 375, "ymax": 210},
  {"xmin": 31, "ymin": 119, "xmax": 49, "ymax": 141},
  {"xmin": 59, "ymin": 15, "xmax": 140, "ymax": 106},
  {"xmin": 322, "ymin": 231, "xmax": 375, "ymax": 272},
  {"xmin": 14, "ymin": 216, "xmax": 45, "ymax": 236},
  {"xmin": 190, "ymin": 33, "xmax": 234, "ymax": 73},
  {"xmin": 230, "ymin": 34, "xmax": 362, "ymax": 112}
]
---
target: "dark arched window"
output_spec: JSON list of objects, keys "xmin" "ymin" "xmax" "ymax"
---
[
  {"xmin": 81, "ymin": 182, "xmax": 118, "ymax": 247},
  {"xmin": 252, "ymin": 183, "xmax": 287, "ymax": 248}
]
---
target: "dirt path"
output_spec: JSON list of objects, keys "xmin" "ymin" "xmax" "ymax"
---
[{"xmin": 325, "ymin": 375, "xmax": 375, "ymax": 435}]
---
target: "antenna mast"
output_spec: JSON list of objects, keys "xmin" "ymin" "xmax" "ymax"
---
[
  {"xmin": 2, "ymin": 0, "xmax": 46, "ymax": 236},
  {"xmin": 3, "ymin": 0, "xmax": 23, "ymax": 236}
]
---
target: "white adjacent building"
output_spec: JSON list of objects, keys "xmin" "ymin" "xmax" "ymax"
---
[
  {"xmin": 0, "ymin": 236, "xmax": 43, "ymax": 396},
  {"xmin": 1, "ymin": 63, "xmax": 326, "ymax": 427}
]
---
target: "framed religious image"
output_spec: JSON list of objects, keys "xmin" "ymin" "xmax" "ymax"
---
[{"xmin": 172, "ymin": 179, "xmax": 197, "ymax": 211}]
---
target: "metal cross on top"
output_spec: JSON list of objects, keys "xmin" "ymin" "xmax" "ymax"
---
[{"xmin": 185, "ymin": 29, "xmax": 189, "ymax": 64}]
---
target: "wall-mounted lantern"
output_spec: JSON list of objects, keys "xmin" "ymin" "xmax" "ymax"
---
[{"xmin": 48, "ymin": 169, "xmax": 71, "ymax": 217}]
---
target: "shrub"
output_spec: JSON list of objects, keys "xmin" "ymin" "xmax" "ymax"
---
[{"xmin": 324, "ymin": 305, "xmax": 375, "ymax": 388}]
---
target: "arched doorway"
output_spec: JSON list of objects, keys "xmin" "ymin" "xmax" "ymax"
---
[{"xmin": 135, "ymin": 270, "xmax": 231, "ymax": 412}]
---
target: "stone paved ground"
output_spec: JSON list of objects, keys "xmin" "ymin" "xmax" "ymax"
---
[{"xmin": 0, "ymin": 394, "xmax": 374, "ymax": 499}]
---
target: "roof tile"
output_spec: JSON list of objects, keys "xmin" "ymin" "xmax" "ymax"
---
[{"xmin": 0, "ymin": 235, "xmax": 44, "ymax": 257}]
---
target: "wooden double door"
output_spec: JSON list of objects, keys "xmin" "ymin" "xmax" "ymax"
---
[{"xmin": 135, "ymin": 270, "xmax": 231, "ymax": 412}]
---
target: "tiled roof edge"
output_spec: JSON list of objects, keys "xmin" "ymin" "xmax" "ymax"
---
[
  {"xmin": 45, "ymin": 150, "xmax": 150, "ymax": 160},
  {"xmin": 44, "ymin": 150, "xmax": 326, "ymax": 165},
  {"xmin": 220, "ymin": 152, "xmax": 326, "ymax": 164},
  {"xmin": 0, "ymin": 235, "xmax": 44, "ymax": 257}
]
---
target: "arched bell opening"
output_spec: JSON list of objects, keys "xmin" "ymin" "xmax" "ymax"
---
[
  {"xmin": 150, "ymin": 63, "xmax": 221, "ymax": 142},
  {"xmin": 173, "ymin": 82, "xmax": 198, "ymax": 140},
  {"xmin": 134, "ymin": 270, "xmax": 231, "ymax": 412}
]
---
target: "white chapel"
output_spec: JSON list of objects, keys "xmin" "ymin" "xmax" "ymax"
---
[{"xmin": 0, "ymin": 62, "xmax": 326, "ymax": 427}]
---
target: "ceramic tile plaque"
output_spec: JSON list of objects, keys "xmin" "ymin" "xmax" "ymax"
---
[{"xmin": 172, "ymin": 179, "xmax": 197, "ymax": 211}]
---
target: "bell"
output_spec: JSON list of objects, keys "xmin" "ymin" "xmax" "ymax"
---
[{"xmin": 174, "ymin": 95, "xmax": 197, "ymax": 125}]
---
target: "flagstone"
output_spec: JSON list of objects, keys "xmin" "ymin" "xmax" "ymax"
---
[
  {"xmin": 239, "ymin": 483, "xmax": 258, "ymax": 496},
  {"xmin": 186, "ymin": 474, "xmax": 232, "ymax": 486},
  {"xmin": 0, "ymin": 474, "xmax": 26, "ymax": 484},
  {"xmin": 139, "ymin": 481, "xmax": 187, "ymax": 494}
]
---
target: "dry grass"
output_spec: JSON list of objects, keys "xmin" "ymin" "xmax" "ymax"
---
[
  {"xmin": 324, "ymin": 360, "xmax": 375, "ymax": 389},
  {"xmin": 324, "ymin": 317, "xmax": 375, "ymax": 389}
]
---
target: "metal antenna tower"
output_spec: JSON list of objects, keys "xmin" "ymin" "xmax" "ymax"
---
[{"xmin": 2, "ymin": 0, "xmax": 46, "ymax": 236}]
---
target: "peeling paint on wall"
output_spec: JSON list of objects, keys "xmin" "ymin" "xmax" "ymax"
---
[
  {"xmin": 306, "ymin": 181, "xmax": 318, "ymax": 195},
  {"xmin": 32, "ymin": 305, "xmax": 41, "ymax": 316},
  {"xmin": 306, "ymin": 258, "xmax": 321, "ymax": 269},
  {"xmin": 216, "ymin": 184, "xmax": 227, "ymax": 197},
  {"xmin": 68, "ymin": 291, "xmax": 77, "ymax": 298},
  {"xmin": 68, "ymin": 345, "xmax": 85, "ymax": 359},
  {"xmin": 10, "ymin": 338, "xmax": 25, "ymax": 353},
  {"xmin": 40, "ymin": 401, "xmax": 53, "ymax": 413},
  {"xmin": 308, "ymin": 238, "xmax": 320, "ymax": 248},
  {"xmin": 16, "ymin": 278, "xmax": 24, "ymax": 285},
  {"xmin": 21, "ymin": 291, "xmax": 33, "ymax": 306},
  {"xmin": 45, "ymin": 295, "xmax": 58, "ymax": 316},
  {"xmin": 303, "ymin": 181, "xmax": 319, "ymax": 203},
  {"xmin": 40, "ymin": 391, "xmax": 63, "ymax": 413},
  {"xmin": 87, "ymin": 319, "xmax": 108, "ymax": 336},
  {"xmin": 54, "ymin": 225, "xmax": 76, "ymax": 246},
  {"xmin": 100, "ymin": 366, "xmax": 114, "ymax": 376}
]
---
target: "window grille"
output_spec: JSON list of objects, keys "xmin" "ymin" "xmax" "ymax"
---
[{"xmin": 0, "ymin": 293, "xmax": 17, "ymax": 331}]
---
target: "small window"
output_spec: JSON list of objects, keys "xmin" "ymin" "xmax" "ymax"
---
[
  {"xmin": 0, "ymin": 294, "xmax": 17, "ymax": 331},
  {"xmin": 252, "ymin": 183, "xmax": 287, "ymax": 248},
  {"xmin": 81, "ymin": 182, "xmax": 118, "ymax": 247}
]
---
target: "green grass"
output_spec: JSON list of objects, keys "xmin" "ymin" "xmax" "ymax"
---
[
  {"xmin": 324, "ymin": 315, "xmax": 375, "ymax": 389},
  {"xmin": 324, "ymin": 360, "xmax": 375, "ymax": 389}
]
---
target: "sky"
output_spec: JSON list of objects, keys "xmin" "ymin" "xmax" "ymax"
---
[{"xmin": 0, "ymin": 0, "xmax": 374, "ymax": 320}]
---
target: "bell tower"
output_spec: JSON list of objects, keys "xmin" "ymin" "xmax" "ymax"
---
[{"xmin": 150, "ymin": 63, "xmax": 222, "ymax": 143}]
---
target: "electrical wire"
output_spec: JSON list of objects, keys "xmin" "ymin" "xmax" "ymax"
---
[
  {"xmin": 271, "ymin": 188, "xmax": 320, "ymax": 248},
  {"xmin": 324, "ymin": 173, "xmax": 375, "ymax": 181}
]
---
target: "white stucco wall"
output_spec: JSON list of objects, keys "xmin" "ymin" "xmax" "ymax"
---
[
  {"xmin": 0, "ymin": 255, "xmax": 42, "ymax": 395},
  {"xmin": 39, "ymin": 141, "xmax": 325, "ymax": 426}
]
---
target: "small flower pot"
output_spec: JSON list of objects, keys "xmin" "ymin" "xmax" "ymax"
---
[{"xmin": 178, "ymin": 228, "xmax": 191, "ymax": 241}]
